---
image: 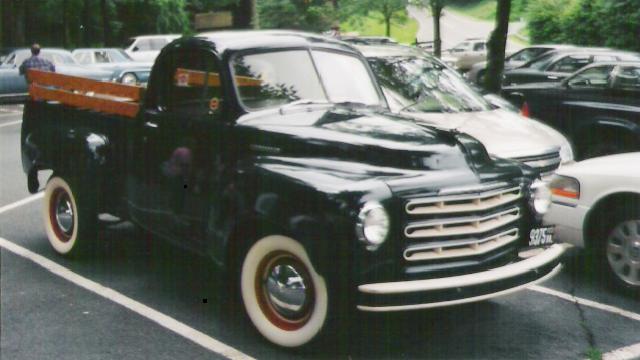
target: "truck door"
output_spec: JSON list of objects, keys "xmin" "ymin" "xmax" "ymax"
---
[{"xmin": 129, "ymin": 46, "xmax": 225, "ymax": 250}]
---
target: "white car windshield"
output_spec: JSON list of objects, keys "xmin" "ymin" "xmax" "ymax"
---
[
  {"xmin": 368, "ymin": 56, "xmax": 491, "ymax": 113},
  {"xmin": 231, "ymin": 49, "xmax": 384, "ymax": 111}
]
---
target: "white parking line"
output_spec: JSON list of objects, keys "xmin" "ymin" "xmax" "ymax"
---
[
  {"xmin": 602, "ymin": 342, "xmax": 640, "ymax": 360},
  {"xmin": 0, "ymin": 193, "xmax": 43, "ymax": 215},
  {"xmin": 0, "ymin": 237, "xmax": 254, "ymax": 360},
  {"xmin": 0, "ymin": 120, "xmax": 22, "ymax": 128},
  {"xmin": 529, "ymin": 285, "xmax": 640, "ymax": 322}
]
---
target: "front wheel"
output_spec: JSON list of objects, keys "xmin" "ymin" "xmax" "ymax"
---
[
  {"xmin": 240, "ymin": 235, "xmax": 329, "ymax": 348},
  {"xmin": 605, "ymin": 218, "xmax": 640, "ymax": 291},
  {"xmin": 43, "ymin": 175, "xmax": 97, "ymax": 257}
]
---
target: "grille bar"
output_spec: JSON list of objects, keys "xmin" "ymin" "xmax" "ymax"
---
[
  {"xmin": 405, "ymin": 186, "xmax": 521, "ymax": 215},
  {"xmin": 404, "ymin": 207, "xmax": 521, "ymax": 239},
  {"xmin": 404, "ymin": 228, "xmax": 519, "ymax": 261}
]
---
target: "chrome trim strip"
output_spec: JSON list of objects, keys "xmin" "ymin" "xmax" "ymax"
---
[
  {"xmin": 437, "ymin": 181, "xmax": 511, "ymax": 196},
  {"xmin": 358, "ymin": 243, "xmax": 567, "ymax": 294},
  {"xmin": 357, "ymin": 263, "xmax": 563, "ymax": 312}
]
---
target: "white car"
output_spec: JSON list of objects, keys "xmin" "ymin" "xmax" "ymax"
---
[
  {"xmin": 124, "ymin": 34, "xmax": 180, "ymax": 62},
  {"xmin": 545, "ymin": 152, "xmax": 640, "ymax": 290},
  {"xmin": 359, "ymin": 45, "xmax": 574, "ymax": 177},
  {"xmin": 440, "ymin": 38, "xmax": 487, "ymax": 72}
]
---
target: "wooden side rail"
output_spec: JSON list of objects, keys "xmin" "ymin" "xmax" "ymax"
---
[{"xmin": 27, "ymin": 69, "xmax": 143, "ymax": 118}]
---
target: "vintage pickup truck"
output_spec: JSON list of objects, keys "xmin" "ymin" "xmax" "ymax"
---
[{"xmin": 21, "ymin": 31, "xmax": 564, "ymax": 348}]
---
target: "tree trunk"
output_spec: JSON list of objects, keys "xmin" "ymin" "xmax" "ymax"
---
[
  {"xmin": 82, "ymin": 0, "xmax": 91, "ymax": 46},
  {"xmin": 13, "ymin": 0, "xmax": 24, "ymax": 45},
  {"xmin": 385, "ymin": 15, "xmax": 391, "ymax": 37},
  {"xmin": 63, "ymin": 0, "xmax": 71, "ymax": 48},
  {"xmin": 101, "ymin": 0, "xmax": 111, "ymax": 46},
  {"xmin": 1, "ymin": 0, "xmax": 13, "ymax": 47},
  {"xmin": 484, "ymin": 0, "xmax": 511, "ymax": 93},
  {"xmin": 430, "ymin": 2, "xmax": 443, "ymax": 58}
]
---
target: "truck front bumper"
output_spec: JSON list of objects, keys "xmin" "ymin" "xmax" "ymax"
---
[{"xmin": 357, "ymin": 243, "xmax": 567, "ymax": 312}]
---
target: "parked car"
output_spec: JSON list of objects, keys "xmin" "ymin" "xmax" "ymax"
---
[
  {"xmin": 358, "ymin": 45, "xmax": 574, "ymax": 177},
  {"xmin": 502, "ymin": 62, "xmax": 640, "ymax": 160},
  {"xmin": 415, "ymin": 40, "xmax": 434, "ymax": 53},
  {"xmin": 467, "ymin": 44, "xmax": 575, "ymax": 85},
  {"xmin": 545, "ymin": 152, "xmax": 640, "ymax": 291},
  {"xmin": 441, "ymin": 38, "xmax": 487, "ymax": 72},
  {"xmin": 23, "ymin": 30, "xmax": 564, "ymax": 349},
  {"xmin": 72, "ymin": 48, "xmax": 152, "ymax": 85},
  {"xmin": 124, "ymin": 34, "xmax": 180, "ymax": 62},
  {"xmin": 340, "ymin": 35, "xmax": 398, "ymax": 46},
  {"xmin": 0, "ymin": 48, "xmax": 113, "ymax": 101},
  {"xmin": 502, "ymin": 48, "xmax": 640, "ymax": 86}
]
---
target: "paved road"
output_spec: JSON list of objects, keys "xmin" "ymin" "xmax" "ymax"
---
[
  {"xmin": 1, "ymin": 104, "xmax": 639, "ymax": 359},
  {"xmin": 407, "ymin": 6, "xmax": 524, "ymax": 52}
]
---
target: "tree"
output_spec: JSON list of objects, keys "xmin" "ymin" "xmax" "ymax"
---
[
  {"xmin": 429, "ymin": 0, "xmax": 444, "ymax": 58},
  {"xmin": 484, "ymin": 0, "xmax": 510, "ymax": 93},
  {"xmin": 342, "ymin": 0, "xmax": 408, "ymax": 37},
  {"xmin": 257, "ymin": 0, "xmax": 336, "ymax": 32}
]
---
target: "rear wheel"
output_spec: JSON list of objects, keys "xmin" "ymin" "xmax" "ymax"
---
[
  {"xmin": 43, "ymin": 175, "xmax": 97, "ymax": 257},
  {"xmin": 240, "ymin": 235, "xmax": 329, "ymax": 348}
]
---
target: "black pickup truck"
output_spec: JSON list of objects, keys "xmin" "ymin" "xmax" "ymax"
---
[{"xmin": 21, "ymin": 31, "xmax": 564, "ymax": 348}]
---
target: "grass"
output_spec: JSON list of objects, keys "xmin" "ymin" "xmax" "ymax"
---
[{"xmin": 341, "ymin": 11, "xmax": 419, "ymax": 45}]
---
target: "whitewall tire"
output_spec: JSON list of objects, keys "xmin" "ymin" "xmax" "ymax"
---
[
  {"xmin": 241, "ymin": 235, "xmax": 329, "ymax": 348},
  {"xmin": 43, "ymin": 175, "xmax": 96, "ymax": 256}
]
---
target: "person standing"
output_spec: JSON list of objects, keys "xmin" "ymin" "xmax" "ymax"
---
[{"xmin": 19, "ymin": 44, "xmax": 55, "ymax": 80}]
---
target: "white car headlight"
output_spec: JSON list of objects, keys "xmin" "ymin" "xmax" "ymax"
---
[
  {"xmin": 356, "ymin": 202, "xmax": 390, "ymax": 250},
  {"xmin": 529, "ymin": 179, "xmax": 552, "ymax": 215},
  {"xmin": 121, "ymin": 73, "xmax": 138, "ymax": 85}
]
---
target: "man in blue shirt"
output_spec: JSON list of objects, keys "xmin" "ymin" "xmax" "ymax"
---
[{"xmin": 19, "ymin": 44, "xmax": 55, "ymax": 80}]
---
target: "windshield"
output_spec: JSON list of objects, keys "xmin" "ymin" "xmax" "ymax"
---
[
  {"xmin": 368, "ymin": 56, "xmax": 491, "ymax": 113},
  {"xmin": 231, "ymin": 49, "xmax": 383, "ymax": 111},
  {"xmin": 107, "ymin": 49, "xmax": 132, "ymax": 62},
  {"xmin": 123, "ymin": 38, "xmax": 136, "ymax": 49},
  {"xmin": 14, "ymin": 51, "xmax": 77, "ymax": 66},
  {"xmin": 509, "ymin": 47, "xmax": 549, "ymax": 63}
]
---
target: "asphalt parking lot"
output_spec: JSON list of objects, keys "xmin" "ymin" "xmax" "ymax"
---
[{"xmin": 1, "ymin": 103, "xmax": 639, "ymax": 360}]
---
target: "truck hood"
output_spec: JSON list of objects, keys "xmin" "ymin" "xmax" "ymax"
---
[
  {"xmin": 400, "ymin": 108, "xmax": 567, "ymax": 160},
  {"xmin": 237, "ymin": 106, "xmax": 478, "ymax": 172}
]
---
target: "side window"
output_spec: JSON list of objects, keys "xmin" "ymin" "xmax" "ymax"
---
[
  {"xmin": 452, "ymin": 42, "xmax": 470, "ymax": 52},
  {"xmin": 473, "ymin": 42, "xmax": 486, "ymax": 51},
  {"xmin": 150, "ymin": 39, "xmax": 168, "ymax": 51},
  {"xmin": 549, "ymin": 55, "xmax": 591, "ymax": 73},
  {"xmin": 95, "ymin": 51, "xmax": 110, "ymax": 63},
  {"xmin": 136, "ymin": 39, "xmax": 152, "ymax": 51},
  {"xmin": 5, "ymin": 53, "xmax": 16, "ymax": 65},
  {"xmin": 158, "ymin": 50, "xmax": 222, "ymax": 116},
  {"xmin": 567, "ymin": 66, "xmax": 614, "ymax": 88},
  {"xmin": 593, "ymin": 55, "xmax": 616, "ymax": 62},
  {"xmin": 612, "ymin": 66, "xmax": 640, "ymax": 91},
  {"xmin": 74, "ymin": 52, "xmax": 91, "ymax": 64}
]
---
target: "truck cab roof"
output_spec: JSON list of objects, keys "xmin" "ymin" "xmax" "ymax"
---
[{"xmin": 196, "ymin": 30, "xmax": 359, "ymax": 57}]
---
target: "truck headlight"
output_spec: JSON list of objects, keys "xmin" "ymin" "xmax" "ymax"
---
[
  {"xmin": 120, "ymin": 73, "xmax": 138, "ymax": 85},
  {"xmin": 529, "ymin": 179, "xmax": 551, "ymax": 215},
  {"xmin": 549, "ymin": 175, "xmax": 580, "ymax": 200},
  {"xmin": 356, "ymin": 202, "xmax": 389, "ymax": 250}
]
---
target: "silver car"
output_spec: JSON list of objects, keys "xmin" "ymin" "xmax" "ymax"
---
[{"xmin": 359, "ymin": 45, "xmax": 574, "ymax": 177}]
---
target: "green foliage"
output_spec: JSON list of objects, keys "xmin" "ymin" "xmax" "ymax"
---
[
  {"xmin": 257, "ymin": 0, "xmax": 336, "ymax": 32},
  {"xmin": 340, "ymin": 11, "xmax": 418, "ymax": 43},
  {"xmin": 527, "ymin": 0, "xmax": 640, "ymax": 52},
  {"xmin": 340, "ymin": 0, "xmax": 409, "ymax": 36}
]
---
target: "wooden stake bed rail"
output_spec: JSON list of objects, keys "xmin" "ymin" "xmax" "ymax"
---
[{"xmin": 28, "ymin": 69, "xmax": 145, "ymax": 118}]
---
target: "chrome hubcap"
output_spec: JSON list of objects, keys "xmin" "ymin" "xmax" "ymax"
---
[
  {"xmin": 54, "ymin": 192, "xmax": 74, "ymax": 236},
  {"xmin": 257, "ymin": 252, "xmax": 314, "ymax": 330},
  {"xmin": 607, "ymin": 220, "xmax": 640, "ymax": 286},
  {"xmin": 265, "ymin": 263, "xmax": 309, "ymax": 320}
]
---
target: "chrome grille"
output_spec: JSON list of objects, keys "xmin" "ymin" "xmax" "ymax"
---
[
  {"xmin": 513, "ymin": 151, "xmax": 561, "ymax": 178},
  {"xmin": 403, "ymin": 184, "xmax": 522, "ymax": 262}
]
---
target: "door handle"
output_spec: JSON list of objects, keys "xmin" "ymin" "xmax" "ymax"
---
[
  {"xmin": 547, "ymin": 75, "xmax": 559, "ymax": 80},
  {"xmin": 144, "ymin": 121, "xmax": 158, "ymax": 129}
]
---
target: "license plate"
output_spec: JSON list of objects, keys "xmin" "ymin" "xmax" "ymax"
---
[{"xmin": 529, "ymin": 227, "xmax": 554, "ymax": 247}]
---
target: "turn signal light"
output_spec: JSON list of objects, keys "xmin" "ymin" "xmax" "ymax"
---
[{"xmin": 520, "ymin": 102, "xmax": 530, "ymax": 118}]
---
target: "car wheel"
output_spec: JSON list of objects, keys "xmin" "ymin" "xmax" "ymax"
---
[
  {"xmin": 241, "ymin": 235, "xmax": 329, "ymax": 348},
  {"xmin": 43, "ymin": 175, "xmax": 97, "ymax": 257},
  {"xmin": 604, "ymin": 216, "xmax": 640, "ymax": 291}
]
